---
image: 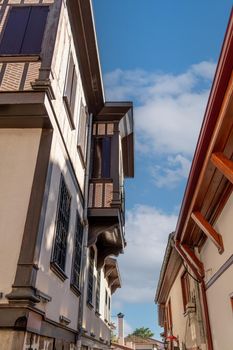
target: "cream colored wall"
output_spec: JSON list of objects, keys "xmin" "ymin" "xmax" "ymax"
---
[
  {"xmin": 200, "ymin": 192, "xmax": 233, "ymax": 283},
  {"xmin": 35, "ymin": 134, "xmax": 83, "ymax": 330},
  {"xmin": 49, "ymin": 2, "xmax": 87, "ymax": 194},
  {"xmin": 200, "ymin": 192, "xmax": 233, "ymax": 350},
  {"xmin": 206, "ymin": 264, "xmax": 233, "ymax": 350},
  {"xmin": 0, "ymin": 129, "xmax": 41, "ymax": 302}
]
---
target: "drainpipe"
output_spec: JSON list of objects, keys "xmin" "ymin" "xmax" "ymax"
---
[
  {"xmin": 76, "ymin": 113, "xmax": 93, "ymax": 347},
  {"xmin": 174, "ymin": 240, "xmax": 213, "ymax": 350}
]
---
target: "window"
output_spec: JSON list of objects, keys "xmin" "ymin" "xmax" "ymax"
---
[
  {"xmin": 108, "ymin": 295, "xmax": 111, "ymax": 322},
  {"xmin": 63, "ymin": 52, "xmax": 77, "ymax": 127},
  {"xmin": 95, "ymin": 270, "xmax": 101, "ymax": 313},
  {"xmin": 77, "ymin": 102, "xmax": 88, "ymax": 165},
  {"xmin": 230, "ymin": 296, "xmax": 233, "ymax": 311},
  {"xmin": 51, "ymin": 175, "xmax": 71, "ymax": 272},
  {"xmin": 181, "ymin": 271, "xmax": 190, "ymax": 311},
  {"xmin": 71, "ymin": 213, "xmax": 83, "ymax": 290},
  {"xmin": 104, "ymin": 289, "xmax": 108, "ymax": 321},
  {"xmin": 0, "ymin": 6, "xmax": 49, "ymax": 55},
  {"xmin": 87, "ymin": 247, "xmax": 95, "ymax": 305},
  {"xmin": 92, "ymin": 136, "xmax": 111, "ymax": 178}
]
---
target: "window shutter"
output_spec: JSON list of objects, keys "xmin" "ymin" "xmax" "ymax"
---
[
  {"xmin": 21, "ymin": 6, "xmax": 49, "ymax": 54},
  {"xmin": 70, "ymin": 69, "xmax": 77, "ymax": 116},
  {"xmin": 0, "ymin": 7, "xmax": 30, "ymax": 54}
]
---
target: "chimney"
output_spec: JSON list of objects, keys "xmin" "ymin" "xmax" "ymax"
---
[{"xmin": 117, "ymin": 312, "xmax": 124, "ymax": 345}]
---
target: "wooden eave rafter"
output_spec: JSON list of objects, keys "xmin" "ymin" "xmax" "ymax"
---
[
  {"xmin": 67, "ymin": 0, "xmax": 104, "ymax": 115},
  {"xmin": 174, "ymin": 11, "xmax": 233, "ymax": 251},
  {"xmin": 104, "ymin": 257, "xmax": 121, "ymax": 293},
  {"xmin": 191, "ymin": 212, "xmax": 224, "ymax": 253}
]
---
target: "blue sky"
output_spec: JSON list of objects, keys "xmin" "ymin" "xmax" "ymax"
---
[{"xmin": 93, "ymin": 0, "xmax": 232, "ymax": 339}]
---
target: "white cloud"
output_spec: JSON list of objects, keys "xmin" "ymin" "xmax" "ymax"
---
[
  {"xmin": 104, "ymin": 61, "xmax": 216, "ymax": 156},
  {"xmin": 150, "ymin": 154, "xmax": 191, "ymax": 188},
  {"xmin": 113, "ymin": 205, "xmax": 177, "ymax": 304}
]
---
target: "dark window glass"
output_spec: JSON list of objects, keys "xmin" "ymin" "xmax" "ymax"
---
[
  {"xmin": 95, "ymin": 270, "xmax": 101, "ymax": 313},
  {"xmin": 64, "ymin": 52, "xmax": 77, "ymax": 121},
  {"xmin": 92, "ymin": 137, "xmax": 111, "ymax": 178},
  {"xmin": 0, "ymin": 6, "xmax": 48, "ymax": 55},
  {"xmin": 52, "ymin": 175, "xmax": 71, "ymax": 271},
  {"xmin": 71, "ymin": 213, "xmax": 83, "ymax": 288},
  {"xmin": 87, "ymin": 248, "xmax": 95, "ymax": 304}
]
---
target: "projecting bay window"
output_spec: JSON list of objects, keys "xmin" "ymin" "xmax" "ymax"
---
[
  {"xmin": 0, "ymin": 6, "xmax": 49, "ymax": 55},
  {"xmin": 92, "ymin": 136, "xmax": 111, "ymax": 179},
  {"xmin": 51, "ymin": 175, "xmax": 71, "ymax": 281},
  {"xmin": 181, "ymin": 271, "xmax": 190, "ymax": 312},
  {"xmin": 63, "ymin": 51, "xmax": 77, "ymax": 129},
  {"xmin": 95, "ymin": 270, "xmax": 101, "ymax": 314},
  {"xmin": 87, "ymin": 247, "xmax": 95, "ymax": 305},
  {"xmin": 71, "ymin": 213, "xmax": 83, "ymax": 294}
]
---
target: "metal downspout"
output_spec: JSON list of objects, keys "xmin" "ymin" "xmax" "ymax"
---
[{"xmin": 76, "ymin": 113, "xmax": 93, "ymax": 347}]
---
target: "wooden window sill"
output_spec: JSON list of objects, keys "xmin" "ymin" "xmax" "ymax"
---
[
  {"xmin": 70, "ymin": 283, "xmax": 81, "ymax": 297},
  {"xmin": 87, "ymin": 301, "xmax": 94, "ymax": 310},
  {"xmin": 50, "ymin": 261, "xmax": 68, "ymax": 282}
]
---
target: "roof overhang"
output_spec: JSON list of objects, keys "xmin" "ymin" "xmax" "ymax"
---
[
  {"xmin": 155, "ymin": 233, "xmax": 182, "ymax": 326},
  {"xmin": 174, "ymin": 10, "xmax": 233, "ymax": 248},
  {"xmin": 67, "ymin": 0, "xmax": 104, "ymax": 115}
]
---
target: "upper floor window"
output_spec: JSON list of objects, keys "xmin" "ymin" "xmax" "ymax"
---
[
  {"xmin": 77, "ymin": 102, "xmax": 88, "ymax": 165},
  {"xmin": 51, "ymin": 175, "xmax": 71, "ymax": 273},
  {"xmin": 71, "ymin": 213, "xmax": 83, "ymax": 290},
  {"xmin": 87, "ymin": 247, "xmax": 95, "ymax": 305},
  {"xmin": 181, "ymin": 271, "xmax": 190, "ymax": 312},
  {"xmin": 92, "ymin": 136, "xmax": 111, "ymax": 178},
  {"xmin": 0, "ymin": 6, "xmax": 49, "ymax": 55},
  {"xmin": 63, "ymin": 51, "xmax": 77, "ymax": 128}
]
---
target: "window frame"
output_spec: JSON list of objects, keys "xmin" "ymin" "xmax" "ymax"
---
[
  {"xmin": 50, "ymin": 174, "xmax": 71, "ymax": 281},
  {"xmin": 63, "ymin": 50, "xmax": 77, "ymax": 129},
  {"xmin": 181, "ymin": 270, "xmax": 190, "ymax": 312},
  {"xmin": 95, "ymin": 269, "xmax": 101, "ymax": 314},
  {"xmin": 87, "ymin": 247, "xmax": 95, "ymax": 306},
  {"xmin": 77, "ymin": 101, "xmax": 88, "ymax": 167},
  {"xmin": 92, "ymin": 135, "xmax": 112, "ymax": 179},
  {"xmin": 70, "ymin": 212, "xmax": 84, "ymax": 296}
]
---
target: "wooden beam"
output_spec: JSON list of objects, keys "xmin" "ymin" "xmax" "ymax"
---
[
  {"xmin": 191, "ymin": 211, "xmax": 224, "ymax": 254},
  {"xmin": 211, "ymin": 152, "xmax": 233, "ymax": 184},
  {"xmin": 181, "ymin": 244, "xmax": 204, "ymax": 276},
  {"xmin": 174, "ymin": 241, "xmax": 203, "ymax": 282}
]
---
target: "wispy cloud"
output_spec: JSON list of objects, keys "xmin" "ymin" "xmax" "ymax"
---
[
  {"xmin": 150, "ymin": 154, "xmax": 191, "ymax": 188},
  {"xmin": 114, "ymin": 205, "xmax": 177, "ymax": 304}
]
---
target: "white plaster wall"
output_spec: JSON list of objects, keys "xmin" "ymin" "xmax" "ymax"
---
[
  {"xmin": 206, "ymin": 264, "xmax": 233, "ymax": 350},
  {"xmin": 35, "ymin": 134, "xmax": 83, "ymax": 330},
  {"xmin": 200, "ymin": 192, "xmax": 233, "ymax": 282},
  {"xmin": 49, "ymin": 2, "xmax": 87, "ymax": 194},
  {"xmin": 82, "ymin": 252, "xmax": 111, "ymax": 342},
  {"xmin": 0, "ymin": 129, "xmax": 41, "ymax": 302}
]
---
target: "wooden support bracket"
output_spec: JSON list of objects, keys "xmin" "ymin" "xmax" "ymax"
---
[
  {"xmin": 174, "ymin": 240, "xmax": 203, "ymax": 282},
  {"xmin": 211, "ymin": 152, "xmax": 233, "ymax": 184},
  {"xmin": 181, "ymin": 244, "xmax": 204, "ymax": 277},
  {"xmin": 191, "ymin": 211, "xmax": 224, "ymax": 254}
]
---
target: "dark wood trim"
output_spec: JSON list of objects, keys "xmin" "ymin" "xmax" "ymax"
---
[
  {"xmin": 206, "ymin": 254, "xmax": 233, "ymax": 289},
  {"xmin": 200, "ymin": 281, "xmax": 214, "ymax": 350},
  {"xmin": 7, "ymin": 129, "xmax": 53, "ymax": 303},
  {"xmin": 50, "ymin": 262, "xmax": 68, "ymax": 282},
  {"xmin": 0, "ymin": 55, "xmax": 40, "ymax": 62},
  {"xmin": 181, "ymin": 244, "xmax": 204, "ymax": 275},
  {"xmin": 191, "ymin": 211, "xmax": 224, "ymax": 253}
]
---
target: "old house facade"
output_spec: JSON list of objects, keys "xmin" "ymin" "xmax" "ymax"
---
[
  {"xmin": 155, "ymin": 10, "xmax": 233, "ymax": 350},
  {"xmin": 0, "ymin": 0, "xmax": 134, "ymax": 349}
]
